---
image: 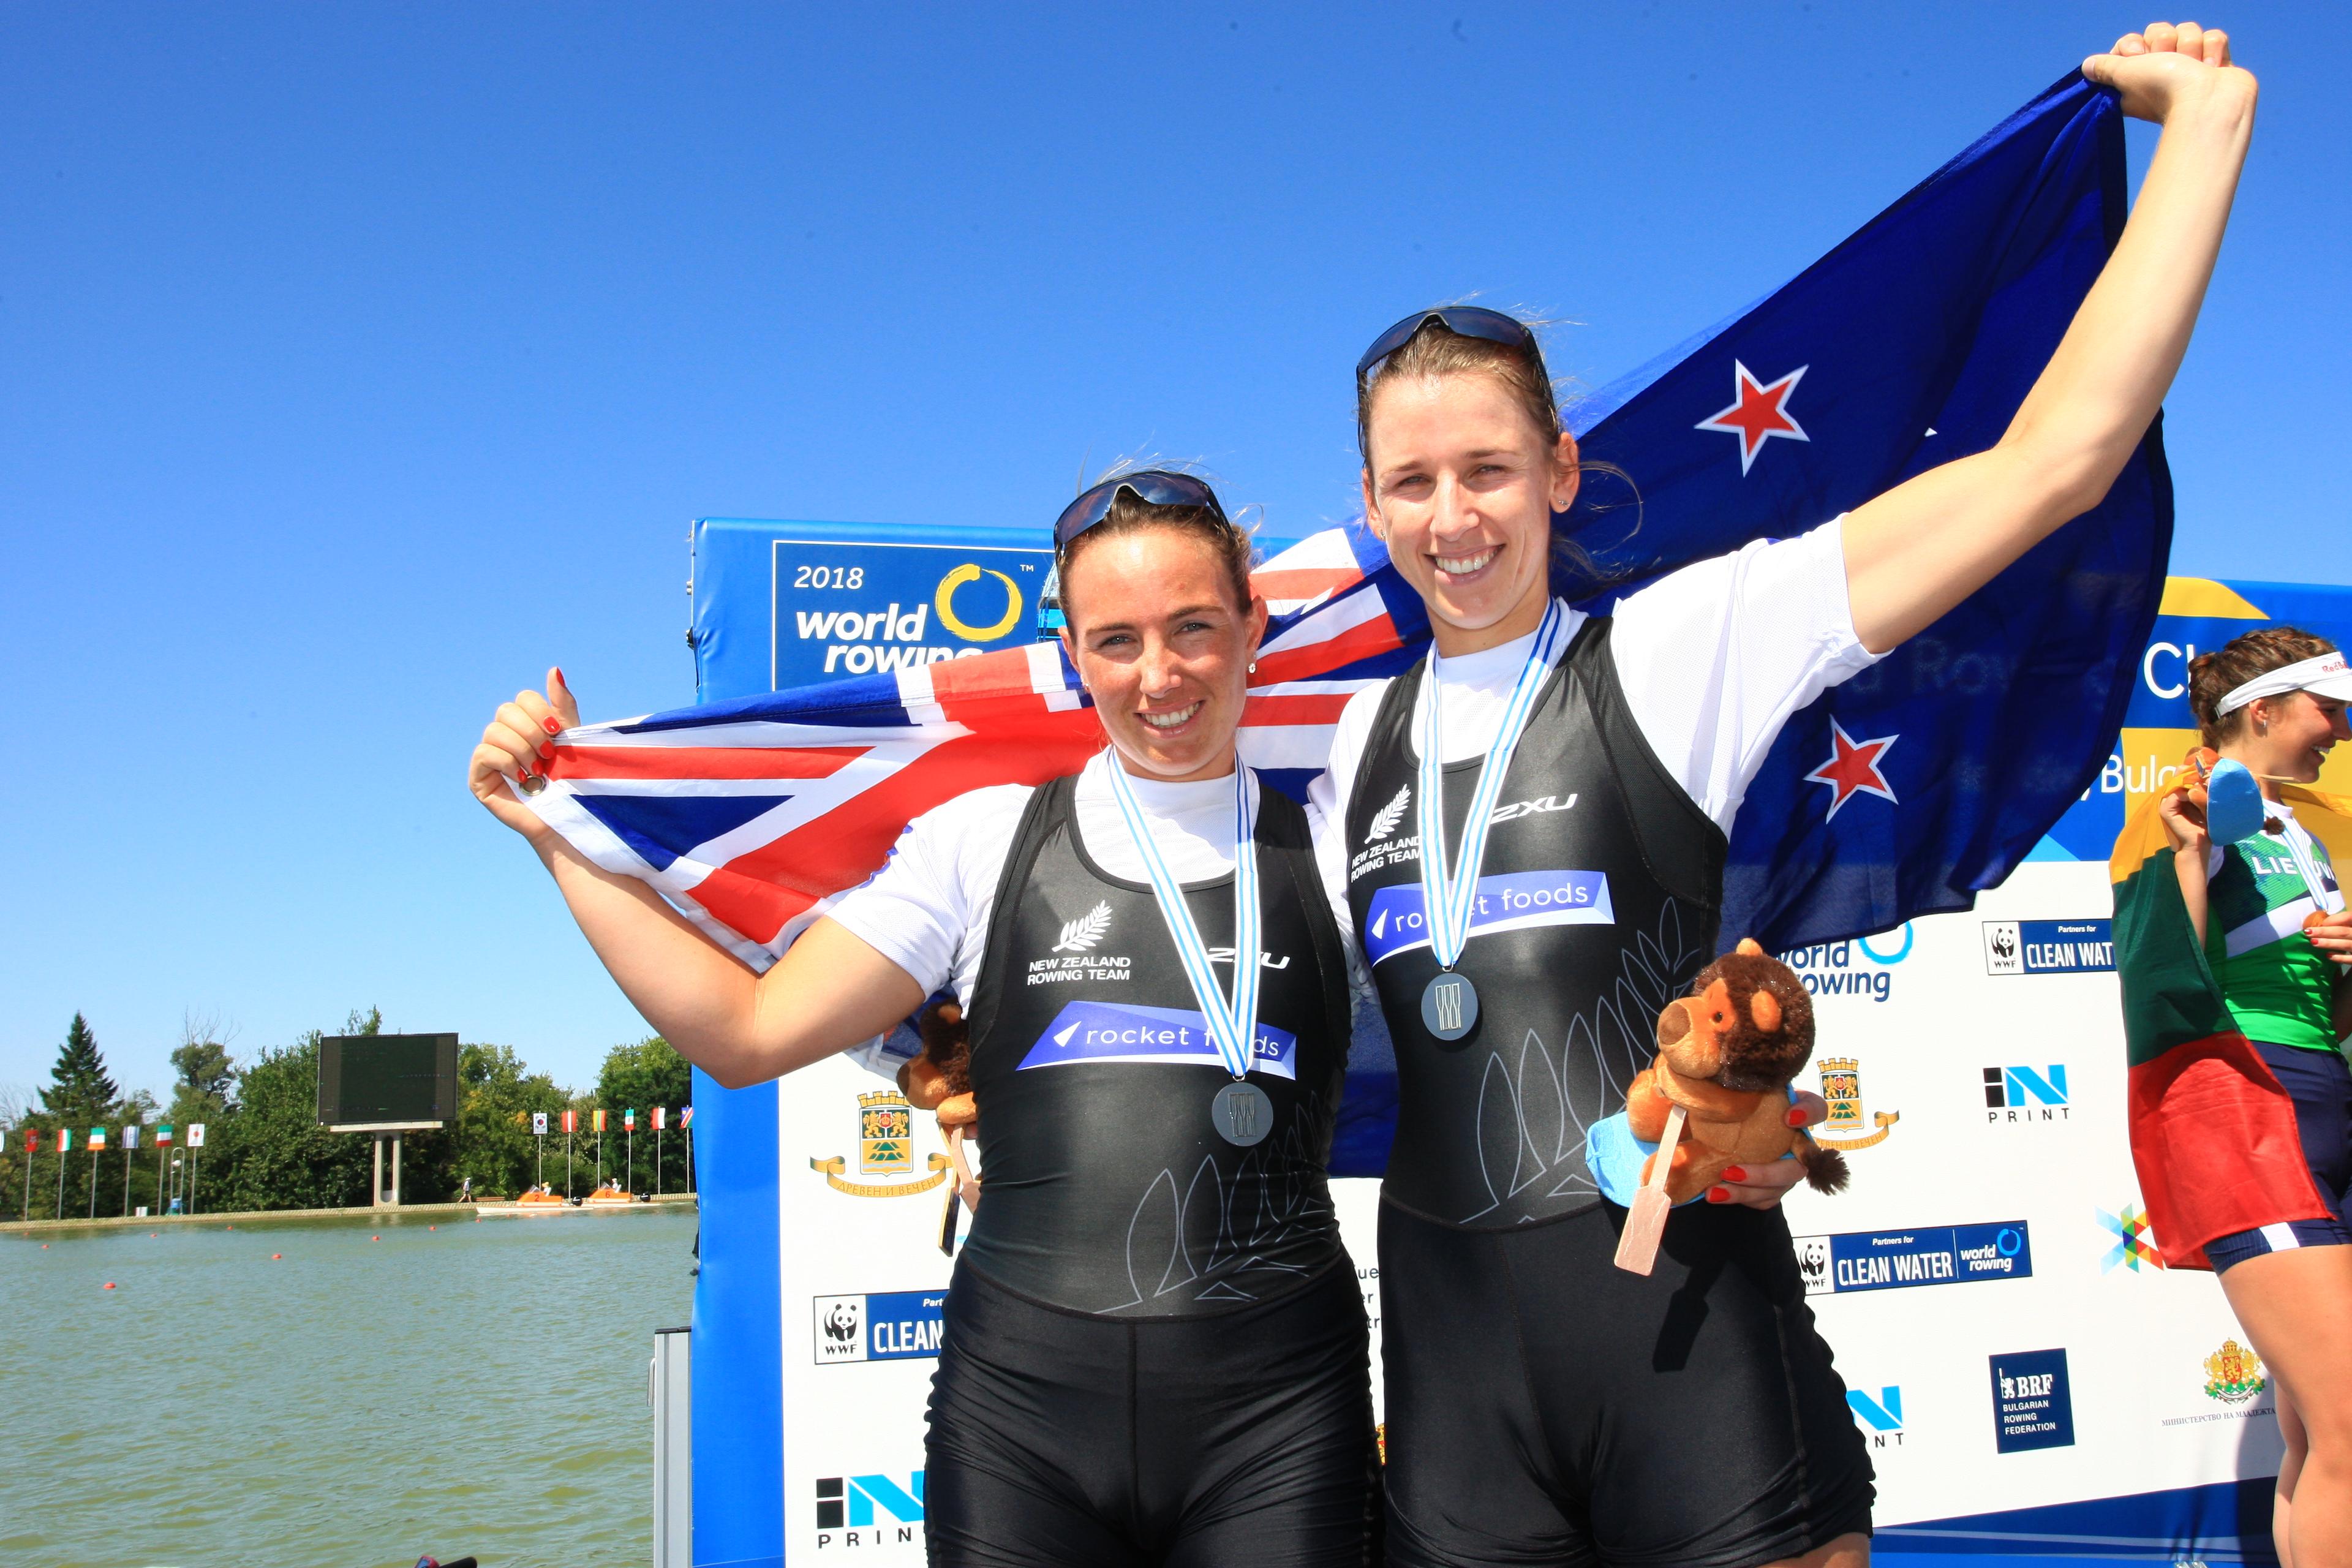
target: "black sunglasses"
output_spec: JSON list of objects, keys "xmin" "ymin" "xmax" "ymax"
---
[
  {"xmin": 1052, "ymin": 470, "xmax": 1230, "ymax": 552},
  {"xmin": 1354, "ymin": 306, "xmax": 1540, "ymax": 382}
]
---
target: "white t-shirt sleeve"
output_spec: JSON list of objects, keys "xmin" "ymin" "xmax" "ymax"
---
[
  {"xmin": 826, "ymin": 784, "xmax": 1029, "ymax": 1006},
  {"xmin": 1309, "ymin": 687, "xmax": 1400, "ymax": 1061},
  {"xmin": 1306, "ymin": 699, "xmax": 1379, "ymax": 960},
  {"xmin": 1607, "ymin": 520, "xmax": 1882, "ymax": 832}
]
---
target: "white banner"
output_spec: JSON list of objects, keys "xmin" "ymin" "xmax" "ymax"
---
[{"xmin": 766, "ymin": 861, "xmax": 2271, "ymax": 1558}]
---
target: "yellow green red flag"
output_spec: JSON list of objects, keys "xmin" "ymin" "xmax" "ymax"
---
[{"xmin": 2110, "ymin": 783, "xmax": 2350, "ymax": 1267}]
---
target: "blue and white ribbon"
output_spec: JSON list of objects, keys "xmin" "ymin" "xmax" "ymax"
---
[
  {"xmin": 1102, "ymin": 758, "xmax": 1262, "ymax": 1081},
  {"xmin": 1417, "ymin": 600, "xmax": 1569, "ymax": 971}
]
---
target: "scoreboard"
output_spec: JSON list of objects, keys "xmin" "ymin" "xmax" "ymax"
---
[{"xmin": 315, "ymin": 1032, "xmax": 460, "ymax": 1129}]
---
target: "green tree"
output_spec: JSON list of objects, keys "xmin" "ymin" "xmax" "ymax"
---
[
  {"xmin": 205, "ymin": 1031, "xmax": 373, "ymax": 1213},
  {"xmin": 448, "ymin": 1043, "xmax": 571, "ymax": 1199},
  {"xmin": 40, "ymin": 1013, "xmax": 119, "ymax": 1128},
  {"xmin": 595, "ymin": 1036, "xmax": 695, "ymax": 1194},
  {"xmin": 1, "ymin": 1084, "xmax": 34, "ymax": 1221},
  {"xmin": 167, "ymin": 1012, "xmax": 236, "ymax": 1129}
]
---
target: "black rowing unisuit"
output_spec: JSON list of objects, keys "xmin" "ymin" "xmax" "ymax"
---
[
  {"xmin": 958, "ymin": 772, "xmax": 1351, "ymax": 1317},
  {"xmin": 1343, "ymin": 616, "xmax": 1726, "ymax": 1229}
]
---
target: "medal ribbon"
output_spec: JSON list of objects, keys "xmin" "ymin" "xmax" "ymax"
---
[
  {"xmin": 1417, "ymin": 599, "xmax": 1569, "ymax": 971},
  {"xmin": 1102, "ymin": 758, "xmax": 1263, "ymax": 1081}
]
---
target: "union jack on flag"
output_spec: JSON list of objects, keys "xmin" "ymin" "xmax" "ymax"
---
[{"xmin": 524, "ymin": 526, "xmax": 1422, "ymax": 970}]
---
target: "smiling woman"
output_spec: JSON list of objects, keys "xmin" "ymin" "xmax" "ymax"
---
[
  {"xmin": 466, "ymin": 470, "xmax": 1377, "ymax": 1566},
  {"xmin": 1324, "ymin": 21, "xmax": 2264, "ymax": 1568},
  {"xmin": 1052, "ymin": 469, "xmax": 1264, "ymax": 782}
]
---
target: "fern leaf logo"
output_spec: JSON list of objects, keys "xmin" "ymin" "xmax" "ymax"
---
[
  {"xmin": 1368, "ymin": 785, "xmax": 1411, "ymax": 842},
  {"xmin": 1052, "ymin": 900, "xmax": 1114, "ymax": 953}
]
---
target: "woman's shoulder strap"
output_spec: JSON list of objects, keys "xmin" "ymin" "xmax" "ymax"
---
[{"xmin": 964, "ymin": 771, "xmax": 1079, "ymax": 1046}]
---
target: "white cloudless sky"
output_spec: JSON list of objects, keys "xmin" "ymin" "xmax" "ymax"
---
[{"xmin": 3, "ymin": 3, "xmax": 2343, "ymax": 1100}]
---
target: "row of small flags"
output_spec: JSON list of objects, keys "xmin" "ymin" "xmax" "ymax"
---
[
  {"xmin": 16, "ymin": 1109, "xmax": 695, "ymax": 1152},
  {"xmin": 21, "ymin": 1123, "xmax": 206, "ymax": 1154},
  {"xmin": 523, "ymin": 1107, "xmax": 693, "ymax": 1135}
]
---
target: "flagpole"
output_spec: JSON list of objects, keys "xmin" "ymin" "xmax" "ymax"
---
[
  {"xmin": 88, "ymin": 1143, "xmax": 98, "ymax": 1219},
  {"xmin": 655, "ymin": 1126, "xmax": 663, "ymax": 1197},
  {"xmin": 567, "ymin": 1128, "xmax": 574, "ymax": 1200},
  {"xmin": 56, "ymin": 1143, "xmax": 66, "ymax": 1220},
  {"xmin": 121, "ymin": 1136, "xmax": 132, "ymax": 1217},
  {"xmin": 536, "ymin": 1128, "xmax": 544, "ymax": 1191},
  {"xmin": 627, "ymin": 1125, "xmax": 634, "ymax": 1195}
]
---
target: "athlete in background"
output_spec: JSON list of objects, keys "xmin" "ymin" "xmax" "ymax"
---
[
  {"xmin": 2158, "ymin": 629, "xmax": 2352, "ymax": 1568},
  {"xmin": 470, "ymin": 473, "xmax": 1376, "ymax": 1567},
  {"xmin": 1320, "ymin": 23, "xmax": 2258, "ymax": 1568}
]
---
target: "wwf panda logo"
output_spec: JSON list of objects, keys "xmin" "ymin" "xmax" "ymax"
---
[
  {"xmin": 1797, "ymin": 1237, "xmax": 1831, "ymax": 1293},
  {"xmin": 1989, "ymin": 930, "xmax": 2017, "ymax": 962},
  {"xmin": 823, "ymin": 1300, "xmax": 862, "ymax": 1346}
]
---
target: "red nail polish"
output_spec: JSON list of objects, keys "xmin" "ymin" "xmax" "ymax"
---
[
  {"xmin": 538, "ymin": 742, "xmax": 554, "ymax": 760},
  {"xmin": 1785, "ymin": 1107, "xmax": 1807, "ymax": 1126},
  {"xmin": 1706, "ymin": 1186, "xmax": 1730, "ymax": 1204},
  {"xmin": 554, "ymin": 667, "xmax": 565, "ymax": 687},
  {"xmin": 543, "ymin": 717, "xmax": 561, "ymax": 736},
  {"xmin": 1723, "ymin": 1166, "xmax": 1747, "ymax": 1183}
]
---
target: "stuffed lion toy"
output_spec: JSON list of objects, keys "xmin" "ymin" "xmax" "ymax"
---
[{"xmin": 1625, "ymin": 939, "xmax": 1850, "ymax": 1204}]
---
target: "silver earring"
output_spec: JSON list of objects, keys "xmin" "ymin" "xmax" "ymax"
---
[{"xmin": 1248, "ymin": 661, "xmax": 1257, "ymax": 673}]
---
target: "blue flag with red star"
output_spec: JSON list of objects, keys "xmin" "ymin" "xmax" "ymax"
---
[{"xmin": 1566, "ymin": 71, "xmax": 2166, "ymax": 953}]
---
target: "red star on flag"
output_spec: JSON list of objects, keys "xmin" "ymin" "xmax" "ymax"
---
[
  {"xmin": 1805, "ymin": 718, "xmax": 1898, "ymax": 819},
  {"xmin": 1697, "ymin": 360, "xmax": 1811, "ymax": 474}
]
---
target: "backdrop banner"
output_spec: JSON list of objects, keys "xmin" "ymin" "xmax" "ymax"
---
[{"xmin": 677, "ymin": 534, "xmax": 2350, "ymax": 1566}]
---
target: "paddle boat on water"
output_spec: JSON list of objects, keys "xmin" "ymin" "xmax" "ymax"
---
[{"xmin": 476, "ymin": 1183, "xmax": 576, "ymax": 1216}]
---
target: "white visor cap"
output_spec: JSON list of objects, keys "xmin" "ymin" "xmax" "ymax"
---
[{"xmin": 2215, "ymin": 650, "xmax": 2352, "ymax": 717}]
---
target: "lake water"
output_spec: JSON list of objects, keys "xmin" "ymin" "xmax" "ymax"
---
[{"xmin": 2, "ymin": 1205, "xmax": 697, "ymax": 1568}]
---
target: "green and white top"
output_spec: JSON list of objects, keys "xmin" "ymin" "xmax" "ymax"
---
[{"xmin": 2205, "ymin": 804, "xmax": 2345, "ymax": 1052}]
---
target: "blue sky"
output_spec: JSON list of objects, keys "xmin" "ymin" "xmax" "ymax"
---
[{"xmin": 4, "ymin": 4, "xmax": 2344, "ymax": 1102}]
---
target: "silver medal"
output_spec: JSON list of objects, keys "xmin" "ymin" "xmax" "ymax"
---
[
  {"xmin": 1211, "ymin": 1081, "xmax": 1275, "ymax": 1147},
  {"xmin": 1420, "ymin": 971, "xmax": 1479, "ymax": 1042}
]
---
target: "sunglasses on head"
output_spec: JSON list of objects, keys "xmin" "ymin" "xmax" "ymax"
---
[
  {"xmin": 1354, "ymin": 306, "xmax": 1540, "ymax": 382},
  {"xmin": 1053, "ymin": 470, "xmax": 1230, "ymax": 552}
]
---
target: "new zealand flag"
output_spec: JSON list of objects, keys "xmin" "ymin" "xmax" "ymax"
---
[
  {"xmin": 527, "ymin": 75, "xmax": 2163, "ymax": 1174},
  {"xmin": 1566, "ymin": 71, "xmax": 2166, "ymax": 952}
]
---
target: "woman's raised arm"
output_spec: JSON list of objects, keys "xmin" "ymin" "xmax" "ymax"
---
[
  {"xmin": 471, "ymin": 668, "xmax": 926, "ymax": 1088},
  {"xmin": 1844, "ymin": 22, "xmax": 2256, "ymax": 654}
]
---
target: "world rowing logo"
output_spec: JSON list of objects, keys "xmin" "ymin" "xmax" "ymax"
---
[
  {"xmin": 934, "ymin": 562, "xmax": 1025, "ymax": 642},
  {"xmin": 1052, "ymin": 901, "xmax": 1114, "ymax": 953}
]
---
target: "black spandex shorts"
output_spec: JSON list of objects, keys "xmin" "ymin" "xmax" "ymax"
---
[
  {"xmin": 924, "ymin": 1256, "xmax": 1379, "ymax": 1567},
  {"xmin": 2208, "ymin": 1036, "xmax": 2352, "ymax": 1272},
  {"xmin": 1379, "ymin": 1197, "xmax": 1874, "ymax": 1568}
]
